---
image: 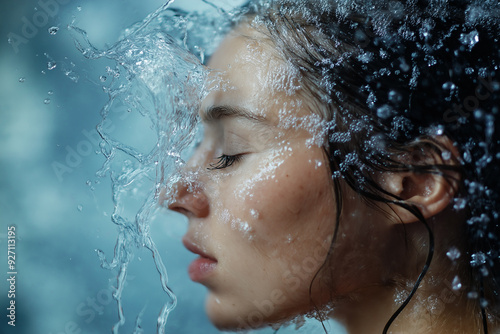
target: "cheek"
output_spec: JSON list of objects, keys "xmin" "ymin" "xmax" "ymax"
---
[{"xmin": 243, "ymin": 151, "xmax": 335, "ymax": 243}]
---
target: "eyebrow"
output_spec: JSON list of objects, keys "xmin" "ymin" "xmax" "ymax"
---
[{"xmin": 202, "ymin": 105, "xmax": 268, "ymax": 124}]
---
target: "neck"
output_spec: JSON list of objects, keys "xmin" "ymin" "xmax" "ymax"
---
[
  {"xmin": 331, "ymin": 209, "xmax": 489, "ymax": 334},
  {"xmin": 331, "ymin": 281, "xmax": 484, "ymax": 334}
]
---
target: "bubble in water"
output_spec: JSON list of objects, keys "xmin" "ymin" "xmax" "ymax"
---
[
  {"xmin": 99, "ymin": 75, "xmax": 107, "ymax": 82},
  {"xmin": 43, "ymin": 98, "xmax": 51, "ymax": 104},
  {"xmin": 77, "ymin": 6, "xmax": 82, "ymax": 11},
  {"xmin": 446, "ymin": 246, "xmax": 461, "ymax": 261},
  {"xmin": 452, "ymin": 275, "xmax": 462, "ymax": 290},
  {"xmin": 77, "ymin": 204, "xmax": 83, "ymax": 212},
  {"xmin": 18, "ymin": 77, "xmax": 25, "ymax": 83},
  {"xmin": 48, "ymin": 90, "xmax": 54, "ymax": 95},
  {"xmin": 48, "ymin": 26, "xmax": 59, "ymax": 35}
]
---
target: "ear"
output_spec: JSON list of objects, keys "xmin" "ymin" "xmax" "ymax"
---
[{"xmin": 378, "ymin": 137, "xmax": 460, "ymax": 224}]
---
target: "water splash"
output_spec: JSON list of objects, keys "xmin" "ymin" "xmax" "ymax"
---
[
  {"xmin": 71, "ymin": 1, "xmax": 235, "ymax": 332},
  {"xmin": 48, "ymin": 26, "xmax": 59, "ymax": 35}
]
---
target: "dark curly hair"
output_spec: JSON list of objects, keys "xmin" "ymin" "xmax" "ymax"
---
[{"xmin": 238, "ymin": 0, "xmax": 500, "ymax": 332}]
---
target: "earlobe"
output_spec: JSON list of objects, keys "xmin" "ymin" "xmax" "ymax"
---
[
  {"xmin": 387, "ymin": 172, "xmax": 458, "ymax": 223},
  {"xmin": 378, "ymin": 137, "xmax": 460, "ymax": 224}
]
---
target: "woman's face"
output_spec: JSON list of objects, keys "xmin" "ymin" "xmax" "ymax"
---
[{"xmin": 168, "ymin": 26, "xmax": 399, "ymax": 329}]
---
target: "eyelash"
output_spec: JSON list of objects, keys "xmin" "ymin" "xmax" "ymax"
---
[{"xmin": 208, "ymin": 154, "xmax": 243, "ymax": 170}]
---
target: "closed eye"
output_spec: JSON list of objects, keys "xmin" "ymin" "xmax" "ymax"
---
[{"xmin": 208, "ymin": 154, "xmax": 243, "ymax": 170}]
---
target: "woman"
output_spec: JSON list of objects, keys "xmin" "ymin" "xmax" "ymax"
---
[{"xmin": 167, "ymin": 0, "xmax": 500, "ymax": 333}]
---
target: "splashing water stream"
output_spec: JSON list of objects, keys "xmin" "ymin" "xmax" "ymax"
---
[{"xmin": 70, "ymin": 1, "xmax": 232, "ymax": 332}]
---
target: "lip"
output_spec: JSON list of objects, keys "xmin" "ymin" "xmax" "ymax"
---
[{"xmin": 182, "ymin": 236, "xmax": 217, "ymax": 282}]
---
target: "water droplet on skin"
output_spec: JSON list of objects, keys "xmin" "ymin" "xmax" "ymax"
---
[
  {"xmin": 446, "ymin": 247, "xmax": 461, "ymax": 260},
  {"xmin": 77, "ymin": 204, "xmax": 83, "ymax": 212},
  {"xmin": 452, "ymin": 275, "xmax": 462, "ymax": 290},
  {"xmin": 48, "ymin": 26, "xmax": 59, "ymax": 35},
  {"xmin": 43, "ymin": 98, "xmax": 51, "ymax": 104},
  {"xmin": 249, "ymin": 209, "xmax": 259, "ymax": 219},
  {"xmin": 18, "ymin": 77, "xmax": 25, "ymax": 83}
]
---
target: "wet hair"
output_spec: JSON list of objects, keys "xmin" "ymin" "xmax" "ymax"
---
[{"xmin": 241, "ymin": 0, "xmax": 500, "ymax": 332}]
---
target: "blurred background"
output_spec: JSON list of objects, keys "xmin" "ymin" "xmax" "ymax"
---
[{"xmin": 0, "ymin": 0, "xmax": 345, "ymax": 333}]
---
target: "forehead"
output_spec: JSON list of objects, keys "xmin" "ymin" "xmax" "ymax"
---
[{"xmin": 202, "ymin": 25, "xmax": 305, "ymax": 123}]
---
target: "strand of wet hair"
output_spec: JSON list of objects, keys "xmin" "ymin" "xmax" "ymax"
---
[
  {"xmin": 381, "ymin": 201, "xmax": 435, "ymax": 334},
  {"xmin": 480, "ymin": 275, "xmax": 489, "ymax": 334},
  {"xmin": 308, "ymin": 175, "xmax": 343, "ymax": 334},
  {"xmin": 341, "ymin": 173, "xmax": 434, "ymax": 333}
]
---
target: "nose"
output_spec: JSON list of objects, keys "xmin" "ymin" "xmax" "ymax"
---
[{"xmin": 167, "ymin": 176, "xmax": 209, "ymax": 218}]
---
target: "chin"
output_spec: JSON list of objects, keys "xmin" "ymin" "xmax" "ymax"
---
[
  {"xmin": 205, "ymin": 296, "xmax": 246, "ymax": 330},
  {"xmin": 205, "ymin": 294, "xmax": 274, "ymax": 331},
  {"xmin": 205, "ymin": 293, "xmax": 302, "ymax": 331}
]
